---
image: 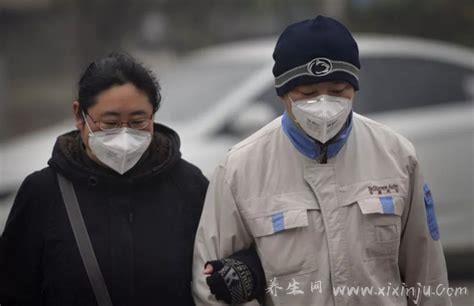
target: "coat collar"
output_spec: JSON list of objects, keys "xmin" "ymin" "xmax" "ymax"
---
[{"xmin": 281, "ymin": 111, "xmax": 353, "ymax": 161}]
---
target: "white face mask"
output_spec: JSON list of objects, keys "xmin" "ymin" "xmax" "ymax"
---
[
  {"xmin": 83, "ymin": 113, "xmax": 152, "ymax": 175},
  {"xmin": 290, "ymin": 94, "xmax": 352, "ymax": 144}
]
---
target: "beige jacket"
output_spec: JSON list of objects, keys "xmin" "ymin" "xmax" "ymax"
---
[{"xmin": 192, "ymin": 113, "xmax": 451, "ymax": 306}]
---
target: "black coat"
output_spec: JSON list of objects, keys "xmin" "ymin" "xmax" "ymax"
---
[{"xmin": 0, "ymin": 124, "xmax": 208, "ymax": 306}]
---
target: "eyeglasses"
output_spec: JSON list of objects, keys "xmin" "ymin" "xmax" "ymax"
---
[{"xmin": 83, "ymin": 112, "xmax": 153, "ymax": 131}]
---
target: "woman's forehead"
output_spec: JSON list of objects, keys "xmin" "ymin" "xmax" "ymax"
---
[{"xmin": 87, "ymin": 84, "xmax": 153, "ymax": 116}]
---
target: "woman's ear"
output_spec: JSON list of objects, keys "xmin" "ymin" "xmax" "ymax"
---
[{"xmin": 72, "ymin": 101, "xmax": 84, "ymax": 130}]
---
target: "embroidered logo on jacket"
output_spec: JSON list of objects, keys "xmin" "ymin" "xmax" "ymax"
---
[{"xmin": 368, "ymin": 184, "xmax": 399, "ymax": 195}]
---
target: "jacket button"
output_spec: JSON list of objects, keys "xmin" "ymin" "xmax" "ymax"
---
[{"xmin": 88, "ymin": 176, "xmax": 98, "ymax": 186}]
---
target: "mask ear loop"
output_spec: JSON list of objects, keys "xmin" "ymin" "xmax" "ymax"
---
[
  {"xmin": 288, "ymin": 93, "xmax": 294, "ymax": 104},
  {"xmin": 287, "ymin": 93, "xmax": 310, "ymax": 138},
  {"xmin": 81, "ymin": 111, "xmax": 96, "ymax": 136}
]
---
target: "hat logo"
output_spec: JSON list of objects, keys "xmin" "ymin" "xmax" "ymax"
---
[{"xmin": 307, "ymin": 58, "xmax": 332, "ymax": 76}]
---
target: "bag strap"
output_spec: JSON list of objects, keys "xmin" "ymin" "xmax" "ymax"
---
[{"xmin": 57, "ymin": 173, "xmax": 113, "ymax": 306}]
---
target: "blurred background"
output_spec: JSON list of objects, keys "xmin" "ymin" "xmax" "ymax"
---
[{"xmin": 0, "ymin": 0, "xmax": 473, "ymax": 304}]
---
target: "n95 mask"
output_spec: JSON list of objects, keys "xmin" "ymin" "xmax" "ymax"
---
[
  {"xmin": 82, "ymin": 112, "xmax": 152, "ymax": 175},
  {"xmin": 290, "ymin": 94, "xmax": 352, "ymax": 144}
]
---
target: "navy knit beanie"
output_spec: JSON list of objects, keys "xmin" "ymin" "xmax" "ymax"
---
[{"xmin": 273, "ymin": 15, "xmax": 361, "ymax": 96}]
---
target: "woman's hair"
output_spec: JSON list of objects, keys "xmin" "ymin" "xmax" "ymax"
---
[{"xmin": 78, "ymin": 52, "xmax": 161, "ymax": 112}]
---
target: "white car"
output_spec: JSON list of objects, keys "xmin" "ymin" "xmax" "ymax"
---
[{"xmin": 1, "ymin": 35, "xmax": 473, "ymax": 258}]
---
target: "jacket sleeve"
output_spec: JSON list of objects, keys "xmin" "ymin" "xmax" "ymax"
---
[
  {"xmin": 192, "ymin": 164, "xmax": 261, "ymax": 306},
  {"xmin": 398, "ymin": 157, "xmax": 452, "ymax": 306},
  {"xmin": 0, "ymin": 174, "xmax": 44, "ymax": 305}
]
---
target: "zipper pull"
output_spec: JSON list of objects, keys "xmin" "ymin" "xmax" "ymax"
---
[
  {"xmin": 129, "ymin": 212, "xmax": 134, "ymax": 223},
  {"xmin": 320, "ymin": 145, "xmax": 328, "ymax": 164}
]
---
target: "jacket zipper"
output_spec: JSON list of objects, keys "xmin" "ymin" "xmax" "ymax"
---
[
  {"xmin": 321, "ymin": 145, "xmax": 328, "ymax": 164},
  {"xmin": 128, "ymin": 208, "xmax": 135, "ymax": 302}
]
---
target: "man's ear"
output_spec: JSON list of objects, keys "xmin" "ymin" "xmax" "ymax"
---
[
  {"xmin": 72, "ymin": 101, "xmax": 84, "ymax": 130},
  {"xmin": 279, "ymin": 95, "xmax": 292, "ymax": 113}
]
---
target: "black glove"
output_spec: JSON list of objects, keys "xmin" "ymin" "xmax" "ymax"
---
[
  {"xmin": 205, "ymin": 258, "xmax": 254, "ymax": 304},
  {"xmin": 205, "ymin": 247, "xmax": 266, "ymax": 305}
]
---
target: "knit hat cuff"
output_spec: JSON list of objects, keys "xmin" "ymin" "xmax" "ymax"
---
[{"xmin": 275, "ymin": 57, "xmax": 359, "ymax": 96}]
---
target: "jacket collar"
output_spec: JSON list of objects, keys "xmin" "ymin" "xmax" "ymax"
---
[{"xmin": 281, "ymin": 111, "xmax": 353, "ymax": 160}]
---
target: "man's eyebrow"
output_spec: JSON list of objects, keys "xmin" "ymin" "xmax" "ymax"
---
[
  {"xmin": 298, "ymin": 89, "xmax": 316, "ymax": 93},
  {"xmin": 297, "ymin": 86, "xmax": 318, "ymax": 92}
]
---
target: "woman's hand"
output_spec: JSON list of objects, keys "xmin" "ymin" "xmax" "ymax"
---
[{"xmin": 203, "ymin": 263, "xmax": 214, "ymax": 276}]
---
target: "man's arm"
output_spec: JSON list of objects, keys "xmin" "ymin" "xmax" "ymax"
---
[
  {"xmin": 398, "ymin": 157, "xmax": 452, "ymax": 306},
  {"xmin": 192, "ymin": 164, "xmax": 261, "ymax": 305}
]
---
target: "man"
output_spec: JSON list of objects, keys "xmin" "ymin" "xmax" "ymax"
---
[{"xmin": 192, "ymin": 16, "xmax": 451, "ymax": 305}]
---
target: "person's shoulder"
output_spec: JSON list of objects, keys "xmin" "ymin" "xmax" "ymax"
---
[
  {"xmin": 19, "ymin": 166, "xmax": 57, "ymax": 193},
  {"xmin": 227, "ymin": 116, "xmax": 282, "ymax": 158},
  {"xmin": 213, "ymin": 116, "xmax": 283, "ymax": 183},
  {"xmin": 7, "ymin": 167, "xmax": 56, "ymax": 221},
  {"xmin": 174, "ymin": 158, "xmax": 207, "ymax": 178},
  {"xmin": 354, "ymin": 113, "xmax": 418, "ymax": 171},
  {"xmin": 354, "ymin": 113, "xmax": 416, "ymax": 155},
  {"xmin": 167, "ymin": 159, "xmax": 208, "ymax": 216},
  {"xmin": 170, "ymin": 158, "xmax": 209, "ymax": 188}
]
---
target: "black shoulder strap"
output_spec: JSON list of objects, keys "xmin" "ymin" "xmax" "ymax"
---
[{"xmin": 57, "ymin": 173, "xmax": 113, "ymax": 306}]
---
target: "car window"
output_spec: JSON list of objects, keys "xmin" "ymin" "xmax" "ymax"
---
[
  {"xmin": 216, "ymin": 86, "xmax": 283, "ymax": 138},
  {"xmin": 354, "ymin": 57, "xmax": 474, "ymax": 114},
  {"xmin": 157, "ymin": 59, "xmax": 267, "ymax": 123},
  {"xmin": 256, "ymin": 86, "xmax": 285, "ymax": 115}
]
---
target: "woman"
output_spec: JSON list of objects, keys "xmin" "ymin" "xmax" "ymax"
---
[{"xmin": 0, "ymin": 52, "xmax": 209, "ymax": 305}]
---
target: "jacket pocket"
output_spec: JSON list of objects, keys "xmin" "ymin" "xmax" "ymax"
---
[
  {"xmin": 246, "ymin": 208, "xmax": 318, "ymax": 277},
  {"xmin": 356, "ymin": 196, "xmax": 404, "ymax": 260}
]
